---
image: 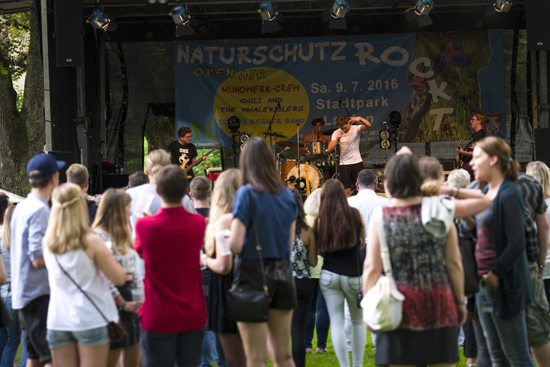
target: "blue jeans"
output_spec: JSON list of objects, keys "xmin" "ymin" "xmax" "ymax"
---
[
  {"xmin": 476, "ymin": 285, "xmax": 534, "ymax": 367},
  {"xmin": 0, "ymin": 296, "xmax": 27, "ymax": 367},
  {"xmin": 201, "ymin": 284, "xmax": 226, "ymax": 367},
  {"xmin": 305, "ymin": 278, "xmax": 329, "ymax": 350}
]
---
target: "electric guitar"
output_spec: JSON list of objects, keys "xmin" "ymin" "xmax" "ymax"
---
[
  {"xmin": 456, "ymin": 139, "xmax": 464, "ymax": 168},
  {"xmin": 180, "ymin": 143, "xmax": 222, "ymax": 178}
]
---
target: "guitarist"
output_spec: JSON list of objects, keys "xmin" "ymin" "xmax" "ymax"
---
[
  {"xmin": 168, "ymin": 127, "xmax": 205, "ymax": 179},
  {"xmin": 456, "ymin": 111, "xmax": 487, "ymax": 180}
]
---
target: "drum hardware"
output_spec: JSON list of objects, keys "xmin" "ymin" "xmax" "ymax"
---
[
  {"xmin": 322, "ymin": 128, "xmax": 338, "ymax": 136},
  {"xmin": 263, "ymin": 132, "xmax": 288, "ymax": 139},
  {"xmin": 240, "ymin": 133, "xmax": 250, "ymax": 151},
  {"xmin": 306, "ymin": 141, "xmax": 327, "ymax": 161},
  {"xmin": 284, "ymin": 163, "xmax": 323, "ymax": 193},
  {"xmin": 263, "ymin": 100, "xmax": 284, "ymax": 146},
  {"xmin": 275, "ymin": 141, "xmax": 304, "ymax": 149}
]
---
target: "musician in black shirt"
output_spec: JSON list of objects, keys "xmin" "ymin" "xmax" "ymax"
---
[
  {"xmin": 456, "ymin": 111, "xmax": 487, "ymax": 179},
  {"xmin": 167, "ymin": 127, "xmax": 204, "ymax": 179}
]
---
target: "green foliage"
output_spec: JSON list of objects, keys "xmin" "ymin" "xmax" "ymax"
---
[
  {"xmin": 0, "ymin": 12, "xmax": 31, "ymax": 80},
  {"xmin": 143, "ymin": 137, "xmax": 149, "ymax": 172},
  {"xmin": 193, "ymin": 149, "xmax": 222, "ymax": 177}
]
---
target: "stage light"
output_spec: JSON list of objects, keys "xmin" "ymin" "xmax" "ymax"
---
[
  {"xmin": 389, "ymin": 111, "xmax": 401, "ymax": 128},
  {"xmin": 405, "ymin": 0, "xmax": 433, "ymax": 28},
  {"xmin": 485, "ymin": 0, "xmax": 512, "ymax": 16},
  {"xmin": 87, "ymin": 9, "xmax": 118, "ymax": 33},
  {"xmin": 147, "ymin": 0, "xmax": 157, "ymax": 4},
  {"xmin": 170, "ymin": 5, "xmax": 197, "ymax": 37},
  {"xmin": 158, "ymin": 0, "xmax": 168, "ymax": 4},
  {"xmin": 322, "ymin": 0, "xmax": 350, "ymax": 30},
  {"xmin": 258, "ymin": 1, "xmax": 285, "ymax": 33}
]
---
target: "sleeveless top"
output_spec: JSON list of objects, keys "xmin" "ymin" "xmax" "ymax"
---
[
  {"xmin": 291, "ymin": 232, "xmax": 310, "ymax": 279},
  {"xmin": 383, "ymin": 204, "xmax": 459, "ymax": 331},
  {"xmin": 44, "ymin": 245, "xmax": 118, "ymax": 331}
]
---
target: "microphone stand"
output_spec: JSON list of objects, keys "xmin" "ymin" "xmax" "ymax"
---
[
  {"xmin": 338, "ymin": 97, "xmax": 352, "ymax": 117},
  {"xmin": 265, "ymin": 100, "xmax": 282, "ymax": 147}
]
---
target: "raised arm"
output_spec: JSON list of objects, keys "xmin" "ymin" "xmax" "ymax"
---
[
  {"xmin": 349, "ymin": 116, "xmax": 372, "ymax": 132},
  {"xmin": 440, "ymin": 187, "xmax": 491, "ymax": 219}
]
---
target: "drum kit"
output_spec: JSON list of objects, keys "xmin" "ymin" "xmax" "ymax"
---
[{"xmin": 274, "ymin": 128, "xmax": 339, "ymax": 196}]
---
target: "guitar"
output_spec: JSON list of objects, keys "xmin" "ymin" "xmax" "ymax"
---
[
  {"xmin": 180, "ymin": 143, "xmax": 222, "ymax": 178},
  {"xmin": 456, "ymin": 139, "xmax": 464, "ymax": 168}
]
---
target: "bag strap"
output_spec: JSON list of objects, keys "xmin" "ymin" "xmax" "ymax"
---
[
  {"xmin": 247, "ymin": 188, "xmax": 269, "ymax": 295},
  {"xmin": 54, "ymin": 255, "xmax": 110, "ymax": 324},
  {"xmin": 355, "ymin": 217, "xmax": 362, "ymax": 278},
  {"xmin": 375, "ymin": 207, "xmax": 394, "ymax": 277}
]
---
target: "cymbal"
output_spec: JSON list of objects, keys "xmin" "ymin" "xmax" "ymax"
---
[
  {"xmin": 276, "ymin": 141, "xmax": 304, "ymax": 149},
  {"xmin": 321, "ymin": 128, "xmax": 338, "ymax": 136},
  {"xmin": 262, "ymin": 132, "xmax": 288, "ymax": 139}
]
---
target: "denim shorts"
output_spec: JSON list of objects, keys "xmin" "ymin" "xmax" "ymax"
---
[{"xmin": 47, "ymin": 326, "xmax": 110, "ymax": 349}]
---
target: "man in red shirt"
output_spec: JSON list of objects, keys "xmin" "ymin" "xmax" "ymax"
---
[{"xmin": 135, "ymin": 165, "xmax": 207, "ymax": 367}]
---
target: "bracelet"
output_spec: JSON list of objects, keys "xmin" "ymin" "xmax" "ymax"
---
[
  {"xmin": 202, "ymin": 257, "xmax": 208, "ymax": 269},
  {"xmin": 455, "ymin": 299, "xmax": 466, "ymax": 306},
  {"xmin": 539, "ymin": 263, "xmax": 545, "ymax": 271},
  {"xmin": 120, "ymin": 300, "xmax": 126, "ymax": 311}
]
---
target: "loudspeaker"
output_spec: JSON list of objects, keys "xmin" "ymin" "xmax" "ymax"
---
[
  {"xmin": 54, "ymin": 0, "xmax": 82, "ymax": 67},
  {"xmin": 526, "ymin": 0, "xmax": 550, "ymax": 50},
  {"xmin": 535, "ymin": 128, "xmax": 550, "ymax": 166},
  {"xmin": 438, "ymin": 159, "xmax": 456, "ymax": 172}
]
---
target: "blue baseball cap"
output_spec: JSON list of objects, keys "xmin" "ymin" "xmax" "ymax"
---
[{"xmin": 27, "ymin": 153, "xmax": 66, "ymax": 179}]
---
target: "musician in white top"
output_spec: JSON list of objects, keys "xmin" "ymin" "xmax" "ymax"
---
[{"xmin": 328, "ymin": 115, "xmax": 372, "ymax": 195}]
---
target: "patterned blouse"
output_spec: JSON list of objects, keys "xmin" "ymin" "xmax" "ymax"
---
[
  {"xmin": 291, "ymin": 232, "xmax": 311, "ymax": 279},
  {"xmin": 383, "ymin": 204, "xmax": 459, "ymax": 331}
]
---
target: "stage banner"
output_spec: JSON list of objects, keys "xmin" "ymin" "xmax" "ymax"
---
[{"xmin": 174, "ymin": 30, "xmax": 505, "ymax": 149}]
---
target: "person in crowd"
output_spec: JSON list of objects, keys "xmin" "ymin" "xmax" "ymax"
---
[
  {"xmin": 42, "ymin": 183, "xmax": 126, "ymax": 367},
  {"xmin": 418, "ymin": 156, "xmax": 490, "ymax": 218},
  {"xmin": 363, "ymin": 153, "xmax": 466, "ymax": 366},
  {"xmin": 135, "ymin": 165, "xmax": 207, "ymax": 367},
  {"xmin": 190, "ymin": 176, "xmax": 227, "ymax": 367},
  {"xmin": 300, "ymin": 118, "xmax": 331, "ymax": 157},
  {"xmin": 314, "ymin": 179, "xmax": 366, "ymax": 367},
  {"xmin": 328, "ymin": 115, "xmax": 372, "ymax": 195},
  {"xmin": 288, "ymin": 190, "xmax": 317, "ymax": 367},
  {"xmin": 127, "ymin": 149, "xmax": 195, "ymax": 235},
  {"xmin": 0, "ymin": 198, "xmax": 26, "ymax": 367},
  {"xmin": 526, "ymin": 161, "xmax": 550, "ymax": 308},
  {"xmin": 469, "ymin": 136, "xmax": 534, "ymax": 366},
  {"xmin": 346, "ymin": 169, "xmax": 388, "ymax": 351},
  {"xmin": 447, "ymin": 168, "xmax": 490, "ymax": 367},
  {"xmin": 202, "ymin": 169, "xmax": 246, "ymax": 367},
  {"xmin": 128, "ymin": 172, "xmax": 149, "ymax": 189},
  {"xmin": 516, "ymin": 169, "xmax": 550, "ymax": 367},
  {"xmin": 303, "ymin": 189, "xmax": 330, "ymax": 355},
  {"xmin": 66, "ymin": 163, "xmax": 98, "ymax": 225},
  {"xmin": 92, "ymin": 189, "xmax": 143, "ymax": 367},
  {"xmin": 11, "ymin": 153, "xmax": 65, "ymax": 367},
  {"xmin": 228, "ymin": 137, "xmax": 298, "ymax": 367},
  {"xmin": 167, "ymin": 126, "xmax": 205, "ymax": 179}
]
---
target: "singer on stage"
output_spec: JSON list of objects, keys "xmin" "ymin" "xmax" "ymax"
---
[
  {"xmin": 328, "ymin": 115, "xmax": 372, "ymax": 195},
  {"xmin": 301, "ymin": 118, "xmax": 331, "ymax": 156}
]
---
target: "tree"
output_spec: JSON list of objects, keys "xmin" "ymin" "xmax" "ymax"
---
[{"xmin": 0, "ymin": 11, "xmax": 45, "ymax": 196}]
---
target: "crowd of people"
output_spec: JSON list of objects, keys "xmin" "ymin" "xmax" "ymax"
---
[{"xmin": 1, "ymin": 130, "xmax": 550, "ymax": 367}]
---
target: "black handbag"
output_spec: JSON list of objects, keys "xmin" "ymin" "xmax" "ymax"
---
[
  {"xmin": 456, "ymin": 220, "xmax": 479, "ymax": 296},
  {"xmin": 225, "ymin": 189, "xmax": 271, "ymax": 323}
]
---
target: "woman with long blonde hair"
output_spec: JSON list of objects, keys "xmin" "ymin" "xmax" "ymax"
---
[
  {"xmin": 201, "ymin": 168, "xmax": 246, "ymax": 367},
  {"xmin": 43, "ymin": 183, "xmax": 126, "ymax": 367},
  {"xmin": 92, "ymin": 189, "xmax": 142, "ymax": 367}
]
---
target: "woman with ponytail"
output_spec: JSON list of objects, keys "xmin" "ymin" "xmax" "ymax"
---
[
  {"xmin": 43, "ymin": 183, "xmax": 126, "ymax": 367},
  {"xmin": 470, "ymin": 137, "xmax": 534, "ymax": 366},
  {"xmin": 418, "ymin": 156, "xmax": 490, "ymax": 218},
  {"xmin": 201, "ymin": 169, "xmax": 247, "ymax": 367}
]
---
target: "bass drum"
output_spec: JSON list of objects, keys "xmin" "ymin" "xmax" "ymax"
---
[
  {"xmin": 279, "ymin": 160, "xmax": 297, "ymax": 181},
  {"xmin": 284, "ymin": 163, "xmax": 323, "ymax": 193}
]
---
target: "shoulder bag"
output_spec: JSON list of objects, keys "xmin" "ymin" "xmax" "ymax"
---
[
  {"xmin": 55, "ymin": 256, "xmax": 125, "ymax": 342},
  {"xmin": 225, "ymin": 189, "xmax": 271, "ymax": 323},
  {"xmin": 361, "ymin": 207, "xmax": 405, "ymax": 332}
]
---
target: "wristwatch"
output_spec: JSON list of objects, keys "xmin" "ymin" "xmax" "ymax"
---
[{"xmin": 539, "ymin": 263, "xmax": 545, "ymax": 271}]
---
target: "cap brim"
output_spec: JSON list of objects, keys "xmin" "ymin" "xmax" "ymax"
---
[{"xmin": 56, "ymin": 161, "xmax": 66, "ymax": 171}]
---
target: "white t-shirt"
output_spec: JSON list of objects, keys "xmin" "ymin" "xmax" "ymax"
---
[{"xmin": 331, "ymin": 125, "xmax": 363, "ymax": 165}]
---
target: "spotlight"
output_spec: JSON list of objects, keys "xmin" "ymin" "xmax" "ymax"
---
[
  {"xmin": 389, "ymin": 111, "xmax": 401, "ymax": 128},
  {"xmin": 86, "ymin": 9, "xmax": 118, "ymax": 37},
  {"xmin": 258, "ymin": 1, "xmax": 285, "ymax": 33},
  {"xmin": 485, "ymin": 0, "xmax": 512, "ymax": 16},
  {"xmin": 322, "ymin": 0, "xmax": 349, "ymax": 30},
  {"xmin": 147, "ymin": 0, "xmax": 157, "ymax": 4},
  {"xmin": 170, "ymin": 5, "xmax": 198, "ymax": 37},
  {"xmin": 405, "ymin": 0, "xmax": 433, "ymax": 28},
  {"xmin": 158, "ymin": 0, "xmax": 168, "ymax": 4}
]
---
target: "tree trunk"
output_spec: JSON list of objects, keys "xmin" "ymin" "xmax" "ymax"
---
[{"xmin": 0, "ymin": 12, "xmax": 44, "ymax": 196}]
